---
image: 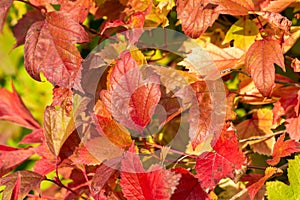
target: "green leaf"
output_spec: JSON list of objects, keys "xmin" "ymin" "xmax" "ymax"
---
[
  {"xmin": 223, "ymin": 18, "xmax": 259, "ymax": 50},
  {"xmin": 266, "ymin": 155, "xmax": 300, "ymax": 200}
]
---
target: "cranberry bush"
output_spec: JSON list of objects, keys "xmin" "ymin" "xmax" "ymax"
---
[{"xmin": 0, "ymin": 0, "xmax": 300, "ymax": 199}]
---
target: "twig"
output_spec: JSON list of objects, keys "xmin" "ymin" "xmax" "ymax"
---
[
  {"xmin": 44, "ymin": 178, "xmax": 89, "ymax": 200},
  {"xmin": 232, "ymin": 69, "xmax": 300, "ymax": 88},
  {"xmin": 229, "ymin": 188, "xmax": 248, "ymax": 200},
  {"xmin": 239, "ymin": 130, "xmax": 285, "ymax": 143},
  {"xmin": 247, "ymin": 165, "xmax": 267, "ymax": 170},
  {"xmin": 146, "ymin": 142, "xmax": 197, "ymax": 159}
]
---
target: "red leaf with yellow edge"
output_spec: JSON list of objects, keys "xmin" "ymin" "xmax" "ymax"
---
[
  {"xmin": 246, "ymin": 38, "xmax": 285, "ymax": 97},
  {"xmin": 236, "ymin": 108, "xmax": 275, "ymax": 155},
  {"xmin": 120, "ymin": 144, "xmax": 181, "ymax": 200},
  {"xmin": 177, "ymin": 0, "xmax": 219, "ymax": 38},
  {"xmin": 210, "ymin": 0, "xmax": 255, "ymax": 15},
  {"xmin": 0, "ymin": 145, "xmax": 35, "ymax": 176},
  {"xmin": 0, "ymin": 170, "xmax": 44, "ymax": 200},
  {"xmin": 267, "ymin": 133, "xmax": 300, "ymax": 165},
  {"xmin": 196, "ymin": 123, "xmax": 246, "ymax": 189},
  {"xmin": 247, "ymin": 167, "xmax": 281, "ymax": 200},
  {"xmin": 0, "ymin": 83, "xmax": 40, "ymax": 130},
  {"xmin": 0, "ymin": 0, "xmax": 13, "ymax": 32},
  {"xmin": 171, "ymin": 167, "xmax": 209, "ymax": 200},
  {"xmin": 24, "ymin": 11, "xmax": 89, "ymax": 88}
]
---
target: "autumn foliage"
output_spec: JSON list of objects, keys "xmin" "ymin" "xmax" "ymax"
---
[{"xmin": 0, "ymin": 0, "xmax": 300, "ymax": 199}]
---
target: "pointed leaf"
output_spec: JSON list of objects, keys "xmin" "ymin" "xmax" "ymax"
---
[
  {"xmin": 44, "ymin": 106, "xmax": 75, "ymax": 156},
  {"xmin": 0, "ymin": 0, "xmax": 13, "ymax": 32},
  {"xmin": 24, "ymin": 11, "xmax": 89, "ymax": 88},
  {"xmin": 0, "ymin": 145, "xmax": 35, "ymax": 176},
  {"xmin": 120, "ymin": 145, "xmax": 181, "ymax": 200},
  {"xmin": 246, "ymin": 39, "xmax": 285, "ymax": 96},
  {"xmin": 177, "ymin": 0, "xmax": 219, "ymax": 38},
  {"xmin": 196, "ymin": 123, "xmax": 246, "ymax": 189},
  {"xmin": 267, "ymin": 133, "xmax": 300, "ymax": 166},
  {"xmin": 0, "ymin": 84, "xmax": 40, "ymax": 130},
  {"xmin": 0, "ymin": 171, "xmax": 44, "ymax": 200},
  {"xmin": 247, "ymin": 167, "xmax": 279, "ymax": 200},
  {"xmin": 171, "ymin": 167, "xmax": 209, "ymax": 200}
]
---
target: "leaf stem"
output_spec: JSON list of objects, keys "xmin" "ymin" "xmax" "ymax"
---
[
  {"xmin": 146, "ymin": 142, "xmax": 197, "ymax": 159},
  {"xmin": 232, "ymin": 69, "xmax": 300, "ymax": 87},
  {"xmin": 239, "ymin": 130, "xmax": 285, "ymax": 143},
  {"xmin": 44, "ymin": 178, "xmax": 89, "ymax": 200}
]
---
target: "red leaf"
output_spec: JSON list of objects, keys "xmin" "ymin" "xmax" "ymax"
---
[
  {"xmin": 94, "ymin": 0, "xmax": 126, "ymax": 20},
  {"xmin": 247, "ymin": 167, "xmax": 279, "ymax": 200},
  {"xmin": 20, "ymin": 128, "xmax": 44, "ymax": 144},
  {"xmin": 196, "ymin": 123, "xmax": 246, "ymax": 189},
  {"xmin": 101, "ymin": 51, "xmax": 161, "ymax": 132},
  {"xmin": 246, "ymin": 38, "xmax": 285, "ymax": 97},
  {"xmin": 24, "ymin": 11, "xmax": 89, "ymax": 88},
  {"xmin": 0, "ymin": 0, "xmax": 13, "ymax": 32},
  {"xmin": 0, "ymin": 145, "xmax": 35, "ymax": 176},
  {"xmin": 267, "ymin": 133, "xmax": 300, "ymax": 165},
  {"xmin": 177, "ymin": 0, "xmax": 219, "ymax": 38},
  {"xmin": 188, "ymin": 81, "xmax": 213, "ymax": 150},
  {"xmin": 0, "ymin": 171, "xmax": 44, "ymax": 200},
  {"xmin": 120, "ymin": 144, "xmax": 181, "ymax": 200},
  {"xmin": 286, "ymin": 114, "xmax": 300, "ymax": 140},
  {"xmin": 13, "ymin": 10, "xmax": 45, "ymax": 48},
  {"xmin": 0, "ymin": 83, "xmax": 40, "ymax": 130},
  {"xmin": 171, "ymin": 167, "xmax": 209, "ymax": 200},
  {"xmin": 209, "ymin": 0, "xmax": 255, "ymax": 15},
  {"xmin": 260, "ymin": 0, "xmax": 296, "ymax": 13},
  {"xmin": 59, "ymin": 0, "xmax": 91, "ymax": 23},
  {"xmin": 129, "ymin": 84, "xmax": 161, "ymax": 129},
  {"xmin": 91, "ymin": 160, "xmax": 120, "ymax": 196}
]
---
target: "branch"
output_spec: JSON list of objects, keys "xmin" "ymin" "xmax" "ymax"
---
[
  {"xmin": 239, "ymin": 130, "xmax": 285, "ymax": 143},
  {"xmin": 232, "ymin": 69, "xmax": 300, "ymax": 88}
]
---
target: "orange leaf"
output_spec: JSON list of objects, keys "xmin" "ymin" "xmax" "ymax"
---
[
  {"xmin": 245, "ymin": 38, "xmax": 285, "ymax": 97},
  {"xmin": 177, "ymin": 0, "xmax": 219, "ymax": 38},
  {"xmin": 210, "ymin": 0, "xmax": 255, "ymax": 15},
  {"xmin": 267, "ymin": 133, "xmax": 300, "ymax": 165},
  {"xmin": 236, "ymin": 109, "xmax": 275, "ymax": 155},
  {"xmin": 247, "ymin": 167, "xmax": 280, "ymax": 200}
]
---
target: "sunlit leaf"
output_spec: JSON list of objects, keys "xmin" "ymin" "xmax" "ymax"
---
[
  {"xmin": 24, "ymin": 11, "xmax": 89, "ymax": 88},
  {"xmin": 177, "ymin": 0, "xmax": 219, "ymax": 38},
  {"xmin": 245, "ymin": 38, "xmax": 285, "ymax": 97},
  {"xmin": 267, "ymin": 133, "xmax": 300, "ymax": 165}
]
